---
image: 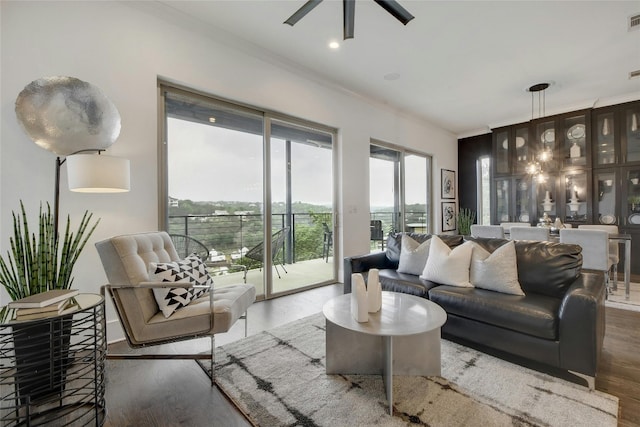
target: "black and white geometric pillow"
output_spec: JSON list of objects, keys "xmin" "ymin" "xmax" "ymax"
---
[{"xmin": 149, "ymin": 253, "xmax": 214, "ymax": 318}]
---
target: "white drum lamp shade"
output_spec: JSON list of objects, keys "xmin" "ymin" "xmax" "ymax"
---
[{"xmin": 66, "ymin": 154, "xmax": 130, "ymax": 193}]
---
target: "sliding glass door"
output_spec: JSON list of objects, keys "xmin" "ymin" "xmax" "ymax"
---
[
  {"xmin": 270, "ymin": 119, "xmax": 334, "ymax": 296},
  {"xmin": 160, "ymin": 84, "xmax": 336, "ymax": 300},
  {"xmin": 369, "ymin": 142, "xmax": 431, "ymax": 251}
]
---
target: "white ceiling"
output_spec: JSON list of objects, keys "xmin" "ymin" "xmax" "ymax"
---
[{"xmin": 156, "ymin": 0, "xmax": 640, "ymax": 137}]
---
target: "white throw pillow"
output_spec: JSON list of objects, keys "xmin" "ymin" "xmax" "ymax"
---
[
  {"xmin": 470, "ymin": 241, "xmax": 524, "ymax": 295},
  {"xmin": 397, "ymin": 234, "xmax": 431, "ymax": 275},
  {"xmin": 149, "ymin": 253, "xmax": 213, "ymax": 318},
  {"xmin": 420, "ymin": 237, "xmax": 474, "ymax": 287}
]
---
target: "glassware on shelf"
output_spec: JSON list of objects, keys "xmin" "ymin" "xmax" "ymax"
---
[
  {"xmin": 542, "ymin": 190, "xmax": 554, "ymax": 212},
  {"xmin": 570, "ymin": 141, "xmax": 581, "ymax": 158},
  {"xmin": 568, "ymin": 190, "xmax": 581, "ymax": 213}
]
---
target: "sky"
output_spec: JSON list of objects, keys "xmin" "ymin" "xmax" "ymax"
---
[
  {"xmin": 167, "ymin": 118, "xmax": 333, "ymax": 206},
  {"xmin": 168, "ymin": 118, "xmax": 429, "ymax": 210}
]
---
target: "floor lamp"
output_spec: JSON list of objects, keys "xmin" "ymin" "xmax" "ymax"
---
[{"xmin": 14, "ymin": 76, "xmax": 130, "ymax": 238}]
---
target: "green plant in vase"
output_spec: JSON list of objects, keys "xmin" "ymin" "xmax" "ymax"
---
[
  {"xmin": 628, "ymin": 196, "xmax": 640, "ymax": 213},
  {"xmin": 457, "ymin": 208, "xmax": 476, "ymax": 236}
]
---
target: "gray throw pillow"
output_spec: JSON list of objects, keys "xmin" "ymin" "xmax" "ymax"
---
[{"xmin": 397, "ymin": 234, "xmax": 431, "ymax": 275}]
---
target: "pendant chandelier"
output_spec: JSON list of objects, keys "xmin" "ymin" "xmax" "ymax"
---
[{"xmin": 526, "ymin": 82, "xmax": 552, "ymax": 183}]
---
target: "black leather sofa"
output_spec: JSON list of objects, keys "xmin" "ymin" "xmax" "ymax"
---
[{"xmin": 343, "ymin": 232, "xmax": 606, "ymax": 387}]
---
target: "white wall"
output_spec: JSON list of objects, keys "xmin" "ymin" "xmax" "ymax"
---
[{"xmin": 0, "ymin": 1, "xmax": 457, "ymax": 340}]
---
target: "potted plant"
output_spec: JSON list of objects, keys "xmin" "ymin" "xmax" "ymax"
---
[
  {"xmin": 0, "ymin": 201, "xmax": 98, "ymax": 404},
  {"xmin": 457, "ymin": 208, "xmax": 476, "ymax": 236}
]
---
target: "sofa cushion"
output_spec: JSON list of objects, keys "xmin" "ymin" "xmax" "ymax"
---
[
  {"xmin": 429, "ymin": 286, "xmax": 561, "ymax": 340},
  {"xmin": 420, "ymin": 237, "xmax": 474, "ymax": 287},
  {"xmin": 397, "ymin": 234, "xmax": 431, "ymax": 275},
  {"xmin": 385, "ymin": 233, "xmax": 464, "ymax": 266},
  {"xmin": 465, "ymin": 237, "xmax": 582, "ymax": 298},
  {"xmin": 470, "ymin": 241, "xmax": 524, "ymax": 295}
]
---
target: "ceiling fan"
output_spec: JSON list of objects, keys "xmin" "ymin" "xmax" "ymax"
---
[{"xmin": 284, "ymin": 0, "xmax": 415, "ymax": 40}]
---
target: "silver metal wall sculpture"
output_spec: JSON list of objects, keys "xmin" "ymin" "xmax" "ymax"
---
[{"xmin": 15, "ymin": 76, "xmax": 121, "ymax": 155}]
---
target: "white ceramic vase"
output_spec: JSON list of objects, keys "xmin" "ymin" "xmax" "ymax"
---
[
  {"xmin": 367, "ymin": 269, "xmax": 382, "ymax": 313},
  {"xmin": 351, "ymin": 273, "xmax": 369, "ymax": 323}
]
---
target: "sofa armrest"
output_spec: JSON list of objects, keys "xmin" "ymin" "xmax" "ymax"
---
[
  {"xmin": 343, "ymin": 252, "xmax": 392, "ymax": 294},
  {"xmin": 558, "ymin": 271, "xmax": 606, "ymax": 377}
]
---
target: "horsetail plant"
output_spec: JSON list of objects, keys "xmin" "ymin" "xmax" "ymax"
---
[
  {"xmin": 457, "ymin": 208, "xmax": 476, "ymax": 236},
  {"xmin": 0, "ymin": 201, "xmax": 99, "ymax": 301}
]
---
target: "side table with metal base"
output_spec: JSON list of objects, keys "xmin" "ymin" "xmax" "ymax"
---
[{"xmin": 0, "ymin": 293, "xmax": 106, "ymax": 426}]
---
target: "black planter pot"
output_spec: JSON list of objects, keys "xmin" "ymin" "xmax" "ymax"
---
[{"xmin": 12, "ymin": 315, "xmax": 73, "ymax": 405}]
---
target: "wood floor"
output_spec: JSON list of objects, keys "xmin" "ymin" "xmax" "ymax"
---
[{"xmin": 104, "ymin": 283, "xmax": 640, "ymax": 427}]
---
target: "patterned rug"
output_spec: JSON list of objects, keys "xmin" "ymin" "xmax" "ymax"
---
[{"xmin": 203, "ymin": 313, "xmax": 618, "ymax": 427}]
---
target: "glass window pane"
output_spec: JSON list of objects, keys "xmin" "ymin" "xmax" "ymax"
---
[
  {"xmin": 478, "ymin": 157, "xmax": 491, "ymax": 225},
  {"xmin": 164, "ymin": 91, "xmax": 265, "ymax": 297},
  {"xmin": 270, "ymin": 120, "xmax": 334, "ymax": 295},
  {"xmin": 404, "ymin": 153, "xmax": 429, "ymax": 234}
]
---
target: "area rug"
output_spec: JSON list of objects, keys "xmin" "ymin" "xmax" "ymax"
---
[{"xmin": 204, "ymin": 313, "xmax": 618, "ymax": 427}]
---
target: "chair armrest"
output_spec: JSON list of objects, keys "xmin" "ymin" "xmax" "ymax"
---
[
  {"xmin": 343, "ymin": 252, "xmax": 391, "ymax": 294},
  {"xmin": 558, "ymin": 271, "xmax": 606, "ymax": 376},
  {"xmin": 103, "ymin": 281, "xmax": 200, "ymax": 289}
]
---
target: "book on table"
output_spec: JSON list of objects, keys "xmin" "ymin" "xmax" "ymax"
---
[
  {"xmin": 14, "ymin": 298, "xmax": 69, "ymax": 315},
  {"xmin": 15, "ymin": 299, "xmax": 79, "ymax": 320},
  {"xmin": 8, "ymin": 289, "xmax": 79, "ymax": 309}
]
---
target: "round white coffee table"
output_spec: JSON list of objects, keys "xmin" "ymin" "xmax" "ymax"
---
[{"xmin": 323, "ymin": 291, "xmax": 447, "ymax": 415}]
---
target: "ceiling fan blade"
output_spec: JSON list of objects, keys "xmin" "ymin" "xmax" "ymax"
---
[
  {"xmin": 373, "ymin": 0, "xmax": 414, "ymax": 25},
  {"xmin": 343, "ymin": 0, "xmax": 355, "ymax": 39},
  {"xmin": 284, "ymin": 0, "xmax": 323, "ymax": 26}
]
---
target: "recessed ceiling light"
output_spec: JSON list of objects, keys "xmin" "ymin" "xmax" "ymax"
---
[
  {"xmin": 329, "ymin": 41, "xmax": 340, "ymax": 49},
  {"xmin": 384, "ymin": 73, "xmax": 401, "ymax": 81}
]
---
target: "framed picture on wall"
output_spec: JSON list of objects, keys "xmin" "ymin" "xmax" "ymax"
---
[
  {"xmin": 442, "ymin": 201, "xmax": 456, "ymax": 232},
  {"xmin": 441, "ymin": 169, "xmax": 455, "ymax": 199}
]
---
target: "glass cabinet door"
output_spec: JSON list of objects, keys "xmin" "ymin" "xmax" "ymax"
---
[
  {"xmin": 515, "ymin": 177, "xmax": 532, "ymax": 223},
  {"xmin": 564, "ymin": 171, "xmax": 589, "ymax": 224},
  {"xmin": 494, "ymin": 129, "xmax": 510, "ymax": 175},
  {"xmin": 533, "ymin": 119, "xmax": 557, "ymax": 170},
  {"xmin": 593, "ymin": 169, "xmax": 617, "ymax": 225},
  {"xmin": 593, "ymin": 110, "xmax": 616, "ymax": 166},
  {"xmin": 623, "ymin": 104, "xmax": 640, "ymax": 163},
  {"xmin": 495, "ymin": 178, "xmax": 510, "ymax": 222},
  {"xmin": 535, "ymin": 175, "xmax": 557, "ymax": 223},
  {"xmin": 623, "ymin": 167, "xmax": 640, "ymax": 226},
  {"xmin": 513, "ymin": 125, "xmax": 531, "ymax": 174},
  {"xmin": 561, "ymin": 113, "xmax": 589, "ymax": 168}
]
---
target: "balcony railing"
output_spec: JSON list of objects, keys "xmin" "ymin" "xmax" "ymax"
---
[
  {"xmin": 168, "ymin": 212, "xmax": 332, "ymax": 265},
  {"xmin": 169, "ymin": 210, "xmax": 428, "ymax": 264}
]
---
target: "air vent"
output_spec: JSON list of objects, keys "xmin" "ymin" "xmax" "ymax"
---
[
  {"xmin": 630, "ymin": 70, "xmax": 640, "ymax": 79},
  {"xmin": 630, "ymin": 13, "xmax": 640, "ymax": 30}
]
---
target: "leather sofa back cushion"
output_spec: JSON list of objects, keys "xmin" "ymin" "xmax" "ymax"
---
[
  {"xmin": 386, "ymin": 233, "xmax": 464, "ymax": 266},
  {"xmin": 466, "ymin": 237, "xmax": 582, "ymax": 298}
]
